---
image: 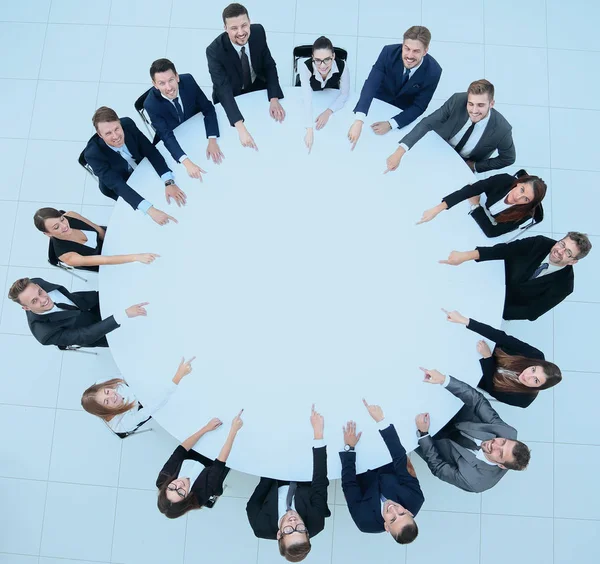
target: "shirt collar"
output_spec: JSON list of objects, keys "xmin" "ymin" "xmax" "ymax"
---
[
  {"xmin": 160, "ymin": 90, "xmax": 180, "ymax": 103},
  {"xmin": 460, "ymin": 432, "xmax": 498, "ymax": 466},
  {"xmin": 406, "ymin": 57, "xmax": 424, "ymax": 75},
  {"xmin": 311, "ymin": 59, "xmax": 340, "ymax": 83},
  {"xmin": 231, "ymin": 40, "xmax": 249, "ymax": 55},
  {"xmin": 472, "ymin": 111, "xmax": 491, "ymax": 129},
  {"xmin": 541, "ymin": 254, "xmax": 566, "ymax": 273}
]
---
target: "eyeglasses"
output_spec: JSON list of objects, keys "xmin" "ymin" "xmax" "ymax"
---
[
  {"xmin": 281, "ymin": 524, "xmax": 308, "ymax": 535},
  {"xmin": 313, "ymin": 57, "xmax": 333, "ymax": 66},
  {"xmin": 557, "ymin": 239, "xmax": 576, "ymax": 259},
  {"xmin": 167, "ymin": 484, "xmax": 186, "ymax": 498}
]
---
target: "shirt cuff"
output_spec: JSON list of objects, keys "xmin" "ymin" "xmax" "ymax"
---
[
  {"xmin": 377, "ymin": 419, "xmax": 391, "ymax": 431},
  {"xmin": 137, "ymin": 200, "xmax": 153, "ymax": 214},
  {"xmin": 208, "ymin": 136, "xmax": 217, "ymax": 139},
  {"xmin": 388, "ymin": 120, "xmax": 396, "ymax": 129},
  {"xmin": 354, "ymin": 112, "xmax": 367, "ymax": 121},
  {"xmin": 178, "ymin": 155, "xmax": 189, "ymax": 163},
  {"xmin": 417, "ymin": 433, "xmax": 430, "ymax": 441},
  {"xmin": 313, "ymin": 438, "xmax": 326, "ymax": 448},
  {"xmin": 113, "ymin": 311, "xmax": 125, "ymax": 326},
  {"xmin": 399, "ymin": 143, "xmax": 409, "ymax": 151},
  {"xmin": 160, "ymin": 171, "xmax": 174, "ymax": 182},
  {"xmin": 441, "ymin": 376, "xmax": 451, "ymax": 388}
]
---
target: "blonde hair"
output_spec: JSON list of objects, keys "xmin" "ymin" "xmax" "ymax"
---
[{"xmin": 81, "ymin": 378, "xmax": 136, "ymax": 421}]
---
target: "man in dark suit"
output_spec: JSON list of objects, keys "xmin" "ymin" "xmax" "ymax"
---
[
  {"xmin": 440, "ymin": 232, "xmax": 592, "ymax": 321},
  {"xmin": 206, "ymin": 3, "xmax": 285, "ymax": 150},
  {"xmin": 246, "ymin": 404, "xmax": 330, "ymax": 562},
  {"xmin": 7, "ymin": 277, "xmax": 147, "ymax": 348},
  {"xmin": 385, "ymin": 79, "xmax": 516, "ymax": 173},
  {"xmin": 144, "ymin": 58, "xmax": 224, "ymax": 181},
  {"xmin": 84, "ymin": 106, "xmax": 182, "ymax": 226},
  {"xmin": 348, "ymin": 26, "xmax": 442, "ymax": 149},
  {"xmin": 339, "ymin": 399, "xmax": 424, "ymax": 545},
  {"xmin": 415, "ymin": 368, "xmax": 530, "ymax": 493}
]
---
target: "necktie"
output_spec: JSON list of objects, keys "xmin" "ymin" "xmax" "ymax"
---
[
  {"xmin": 55, "ymin": 302, "xmax": 79, "ymax": 311},
  {"xmin": 118, "ymin": 147, "xmax": 137, "ymax": 173},
  {"xmin": 454, "ymin": 122, "xmax": 476, "ymax": 155},
  {"xmin": 452, "ymin": 431, "xmax": 480, "ymax": 451},
  {"xmin": 173, "ymin": 97, "xmax": 184, "ymax": 123},
  {"xmin": 240, "ymin": 46, "xmax": 252, "ymax": 90},
  {"xmin": 286, "ymin": 481, "xmax": 297, "ymax": 511},
  {"xmin": 401, "ymin": 67, "xmax": 411, "ymax": 88},
  {"xmin": 530, "ymin": 262, "xmax": 549, "ymax": 280}
]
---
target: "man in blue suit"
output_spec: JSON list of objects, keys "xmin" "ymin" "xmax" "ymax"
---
[
  {"xmin": 339, "ymin": 399, "xmax": 424, "ymax": 545},
  {"xmin": 348, "ymin": 26, "xmax": 442, "ymax": 149},
  {"xmin": 145, "ymin": 58, "xmax": 224, "ymax": 181}
]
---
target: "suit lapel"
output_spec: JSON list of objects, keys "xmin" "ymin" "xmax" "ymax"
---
[
  {"xmin": 470, "ymin": 109, "xmax": 496, "ymax": 157},
  {"xmin": 224, "ymin": 34, "xmax": 244, "ymax": 82},
  {"xmin": 398, "ymin": 56, "xmax": 427, "ymax": 95}
]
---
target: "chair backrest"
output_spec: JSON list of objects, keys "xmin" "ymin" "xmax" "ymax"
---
[
  {"xmin": 134, "ymin": 87, "xmax": 160, "ymax": 143},
  {"xmin": 47, "ymin": 238, "xmax": 59, "ymax": 266},
  {"xmin": 292, "ymin": 45, "xmax": 348, "ymax": 86}
]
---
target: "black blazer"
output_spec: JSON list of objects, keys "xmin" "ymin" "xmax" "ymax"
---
[
  {"xmin": 156, "ymin": 446, "xmax": 229, "ymax": 508},
  {"xmin": 144, "ymin": 73, "xmax": 220, "ymax": 163},
  {"xmin": 443, "ymin": 173, "xmax": 538, "ymax": 238},
  {"xmin": 339, "ymin": 425, "xmax": 424, "ymax": 533},
  {"xmin": 83, "ymin": 117, "xmax": 172, "ymax": 210},
  {"xmin": 246, "ymin": 446, "xmax": 330, "ymax": 539},
  {"xmin": 206, "ymin": 24, "xmax": 284, "ymax": 126},
  {"xmin": 51, "ymin": 214, "xmax": 105, "ymax": 273},
  {"xmin": 476, "ymin": 235, "xmax": 574, "ymax": 321},
  {"xmin": 467, "ymin": 318, "xmax": 545, "ymax": 408},
  {"xmin": 26, "ymin": 278, "xmax": 119, "ymax": 348}
]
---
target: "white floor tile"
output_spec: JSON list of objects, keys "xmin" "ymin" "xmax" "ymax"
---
[
  {"xmin": 481, "ymin": 514, "xmax": 553, "ymax": 564},
  {"xmin": 552, "ymin": 169, "xmax": 600, "ymax": 236},
  {"xmin": 49, "ymin": 0, "xmax": 111, "ymax": 24},
  {"xmin": 565, "ymin": 234, "xmax": 599, "ymax": 303},
  {"xmin": 244, "ymin": 0, "xmax": 297, "ymax": 34},
  {"xmin": 222, "ymin": 468, "xmax": 261, "ymax": 500},
  {"xmin": 550, "ymin": 107, "xmax": 600, "ymax": 171},
  {"xmin": 80, "ymin": 204, "xmax": 114, "ymax": 227},
  {"xmin": 296, "ymin": 0, "xmax": 359, "ymax": 37},
  {"xmin": 547, "ymin": 0, "xmax": 600, "ymax": 51},
  {"xmin": 500, "ymin": 307, "xmax": 555, "ymax": 362},
  {"xmin": 554, "ymin": 519, "xmax": 600, "ymax": 564},
  {"xmin": 260, "ymin": 31, "xmax": 295, "ymax": 90},
  {"xmin": 0, "ymin": 80, "xmax": 37, "ymax": 138},
  {"xmin": 355, "ymin": 37, "xmax": 395, "ymax": 95},
  {"xmin": 0, "ymin": 138, "xmax": 28, "ymax": 200},
  {"xmin": 40, "ymin": 559, "xmax": 111, "ymax": 564},
  {"xmin": 554, "ymin": 302, "xmax": 599, "ymax": 373},
  {"xmin": 0, "ymin": 0, "xmax": 51, "ymax": 22},
  {"xmin": 0, "ymin": 200, "xmax": 18, "ymax": 265},
  {"xmin": 0, "ymin": 556, "xmax": 38, "ymax": 564},
  {"xmin": 48, "ymin": 409, "xmax": 122, "ymax": 486},
  {"xmin": 83, "ymin": 171, "xmax": 114, "ymax": 207},
  {"xmin": 0, "ymin": 477, "xmax": 47, "ymax": 555},
  {"xmin": 549, "ymin": 50, "xmax": 600, "ymax": 111},
  {"xmin": 0, "ymin": 23, "xmax": 46, "ymax": 79},
  {"xmin": 169, "ymin": 0, "xmax": 222, "ymax": 29},
  {"xmin": 112, "ymin": 488, "xmax": 186, "ymax": 564},
  {"xmin": 358, "ymin": 0, "xmax": 421, "ymax": 39},
  {"xmin": 484, "ymin": 0, "xmax": 547, "ymax": 47},
  {"xmin": 555, "ymin": 372, "xmax": 600, "ymax": 445},
  {"xmin": 40, "ymin": 482, "xmax": 117, "ymax": 561},
  {"xmin": 422, "ymin": 0, "xmax": 484, "ymax": 44},
  {"xmin": 109, "ymin": 0, "xmax": 173, "ymax": 28}
]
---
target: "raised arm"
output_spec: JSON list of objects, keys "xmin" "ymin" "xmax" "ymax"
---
[
  {"xmin": 216, "ymin": 410, "xmax": 244, "ymax": 463},
  {"xmin": 41, "ymin": 315, "xmax": 120, "ymax": 347},
  {"xmin": 467, "ymin": 318, "xmax": 544, "ymax": 358},
  {"xmin": 399, "ymin": 93, "xmax": 458, "ymax": 149},
  {"xmin": 445, "ymin": 375, "xmax": 505, "ymax": 425},
  {"xmin": 353, "ymin": 47, "xmax": 389, "ymax": 116},
  {"xmin": 207, "ymin": 44, "xmax": 244, "ymax": 126},
  {"xmin": 58, "ymin": 252, "xmax": 159, "ymax": 268}
]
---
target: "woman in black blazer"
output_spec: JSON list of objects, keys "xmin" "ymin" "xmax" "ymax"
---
[
  {"xmin": 418, "ymin": 173, "xmax": 547, "ymax": 237},
  {"xmin": 156, "ymin": 410, "xmax": 244, "ymax": 519},
  {"xmin": 442, "ymin": 309, "xmax": 562, "ymax": 407},
  {"xmin": 34, "ymin": 207, "xmax": 158, "ymax": 271}
]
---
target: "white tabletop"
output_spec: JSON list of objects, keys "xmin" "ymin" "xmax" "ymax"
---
[{"xmin": 100, "ymin": 87, "xmax": 504, "ymax": 481}]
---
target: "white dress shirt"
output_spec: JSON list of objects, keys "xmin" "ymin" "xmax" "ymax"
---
[
  {"xmin": 536, "ymin": 254, "xmax": 566, "ymax": 277},
  {"xmin": 179, "ymin": 459, "xmax": 204, "ymax": 484},
  {"xmin": 81, "ymin": 230, "xmax": 98, "ymax": 249},
  {"xmin": 38, "ymin": 290, "xmax": 76, "ymax": 315},
  {"xmin": 231, "ymin": 40, "xmax": 256, "ymax": 82},
  {"xmin": 486, "ymin": 197, "xmax": 513, "ymax": 217},
  {"xmin": 448, "ymin": 112, "xmax": 491, "ymax": 159}
]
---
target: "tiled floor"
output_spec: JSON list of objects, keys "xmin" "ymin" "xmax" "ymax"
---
[{"xmin": 1, "ymin": 1, "xmax": 599, "ymax": 563}]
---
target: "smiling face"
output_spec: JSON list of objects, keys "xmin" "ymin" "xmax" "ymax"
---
[
  {"xmin": 313, "ymin": 48, "xmax": 334, "ymax": 76},
  {"xmin": 96, "ymin": 120, "xmax": 125, "ymax": 148},
  {"xmin": 402, "ymin": 38, "xmax": 428, "ymax": 69},
  {"xmin": 549, "ymin": 237, "xmax": 580, "ymax": 267},
  {"xmin": 276, "ymin": 510, "xmax": 309, "ymax": 549},
  {"xmin": 152, "ymin": 69, "xmax": 180, "ymax": 100},
  {"xmin": 466, "ymin": 92, "xmax": 494, "ymax": 123},
  {"xmin": 518, "ymin": 365, "xmax": 547, "ymax": 388},
  {"xmin": 18, "ymin": 283, "xmax": 54, "ymax": 314},
  {"xmin": 94, "ymin": 387, "xmax": 124, "ymax": 409},
  {"xmin": 506, "ymin": 182, "xmax": 535, "ymax": 205},
  {"xmin": 225, "ymin": 13, "xmax": 251, "ymax": 46},
  {"xmin": 480, "ymin": 438, "xmax": 517, "ymax": 468},
  {"xmin": 43, "ymin": 214, "xmax": 71, "ymax": 238},
  {"xmin": 166, "ymin": 477, "xmax": 190, "ymax": 503},
  {"xmin": 382, "ymin": 500, "xmax": 415, "ymax": 537}
]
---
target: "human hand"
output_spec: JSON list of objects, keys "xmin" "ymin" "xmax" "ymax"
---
[
  {"xmin": 362, "ymin": 398, "xmax": 384, "ymax": 422},
  {"xmin": 371, "ymin": 121, "xmax": 392, "ymax": 135},
  {"xmin": 310, "ymin": 403, "xmax": 324, "ymax": 440},
  {"xmin": 206, "ymin": 139, "xmax": 225, "ymax": 164},
  {"xmin": 417, "ymin": 205, "xmax": 443, "ymax": 225},
  {"xmin": 147, "ymin": 207, "xmax": 178, "ymax": 226},
  {"xmin": 304, "ymin": 128, "xmax": 314, "ymax": 154},
  {"xmin": 125, "ymin": 301, "xmax": 149, "ymax": 318},
  {"xmin": 384, "ymin": 147, "xmax": 405, "ymax": 174},
  {"xmin": 166, "ymin": 183, "xmax": 187, "ymax": 206},
  {"xmin": 420, "ymin": 366, "xmax": 446, "ymax": 385},
  {"xmin": 347, "ymin": 120, "xmax": 363, "ymax": 150},
  {"xmin": 477, "ymin": 340, "xmax": 493, "ymax": 358},
  {"xmin": 231, "ymin": 409, "xmax": 244, "ymax": 433},
  {"xmin": 315, "ymin": 109, "xmax": 332, "ymax": 130},
  {"xmin": 438, "ymin": 251, "xmax": 469, "ymax": 266},
  {"xmin": 238, "ymin": 127, "xmax": 258, "ymax": 150},
  {"xmin": 269, "ymin": 98, "xmax": 286, "ymax": 122},
  {"xmin": 467, "ymin": 195, "xmax": 481, "ymax": 205},
  {"xmin": 203, "ymin": 417, "xmax": 223, "ymax": 432},
  {"xmin": 441, "ymin": 308, "xmax": 469, "ymax": 325},
  {"xmin": 183, "ymin": 159, "xmax": 206, "ymax": 180},
  {"xmin": 135, "ymin": 253, "xmax": 160, "ymax": 264},
  {"xmin": 415, "ymin": 413, "xmax": 430, "ymax": 433},
  {"xmin": 343, "ymin": 420, "xmax": 362, "ymax": 447},
  {"xmin": 173, "ymin": 355, "xmax": 196, "ymax": 384}
]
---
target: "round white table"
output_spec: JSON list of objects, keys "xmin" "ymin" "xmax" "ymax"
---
[{"xmin": 100, "ymin": 88, "xmax": 504, "ymax": 481}]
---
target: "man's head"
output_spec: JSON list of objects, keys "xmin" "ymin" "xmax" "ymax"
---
[
  {"xmin": 276, "ymin": 510, "xmax": 311, "ymax": 562},
  {"xmin": 466, "ymin": 79, "xmax": 495, "ymax": 123},
  {"xmin": 92, "ymin": 106, "xmax": 124, "ymax": 148},
  {"xmin": 402, "ymin": 26, "xmax": 431, "ymax": 69},
  {"xmin": 549, "ymin": 232, "xmax": 592, "ymax": 267},
  {"xmin": 382, "ymin": 500, "xmax": 419, "ymax": 544},
  {"xmin": 8, "ymin": 278, "xmax": 54, "ymax": 314},
  {"xmin": 223, "ymin": 3, "xmax": 250, "ymax": 46},
  {"xmin": 480, "ymin": 438, "xmax": 530, "ymax": 470},
  {"xmin": 150, "ymin": 58, "xmax": 180, "ymax": 100}
]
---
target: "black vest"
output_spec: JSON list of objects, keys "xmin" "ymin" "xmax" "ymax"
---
[{"xmin": 304, "ymin": 58, "xmax": 345, "ymax": 91}]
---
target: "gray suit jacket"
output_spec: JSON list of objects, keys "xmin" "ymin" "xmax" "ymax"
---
[
  {"xmin": 416, "ymin": 376, "xmax": 517, "ymax": 493},
  {"xmin": 400, "ymin": 92, "xmax": 516, "ymax": 173}
]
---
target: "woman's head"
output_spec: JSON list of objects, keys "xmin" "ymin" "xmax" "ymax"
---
[
  {"xmin": 157, "ymin": 477, "xmax": 201, "ymax": 518},
  {"xmin": 494, "ymin": 349, "xmax": 562, "ymax": 391},
  {"xmin": 33, "ymin": 207, "xmax": 71, "ymax": 237},
  {"xmin": 312, "ymin": 36, "xmax": 335, "ymax": 75},
  {"xmin": 81, "ymin": 378, "xmax": 136, "ymax": 420},
  {"xmin": 496, "ymin": 175, "xmax": 547, "ymax": 224}
]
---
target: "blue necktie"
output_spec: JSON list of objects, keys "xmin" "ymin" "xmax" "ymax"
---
[
  {"xmin": 530, "ymin": 262, "xmax": 549, "ymax": 280},
  {"xmin": 401, "ymin": 67, "xmax": 411, "ymax": 87},
  {"xmin": 173, "ymin": 97, "xmax": 184, "ymax": 123}
]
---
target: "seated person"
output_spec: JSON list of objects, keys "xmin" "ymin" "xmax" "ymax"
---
[
  {"xmin": 206, "ymin": 3, "xmax": 285, "ymax": 149},
  {"xmin": 246, "ymin": 404, "xmax": 330, "ymax": 562},
  {"xmin": 33, "ymin": 207, "xmax": 158, "ymax": 271},
  {"xmin": 442, "ymin": 309, "xmax": 562, "ymax": 407},
  {"xmin": 386, "ymin": 79, "xmax": 515, "ymax": 173},
  {"xmin": 7, "ymin": 277, "xmax": 147, "ymax": 348},
  {"xmin": 145, "ymin": 58, "xmax": 224, "ymax": 180},
  {"xmin": 156, "ymin": 410, "xmax": 244, "ymax": 518},
  {"xmin": 84, "ymin": 106, "xmax": 183, "ymax": 226},
  {"xmin": 440, "ymin": 232, "xmax": 592, "ymax": 321},
  {"xmin": 348, "ymin": 25, "xmax": 441, "ymax": 149},
  {"xmin": 81, "ymin": 356, "xmax": 195, "ymax": 437},
  {"xmin": 415, "ymin": 368, "xmax": 531, "ymax": 493},
  {"xmin": 340, "ymin": 400, "xmax": 423, "ymax": 545},
  {"xmin": 299, "ymin": 36, "xmax": 350, "ymax": 153},
  {"xmin": 417, "ymin": 172, "xmax": 547, "ymax": 238}
]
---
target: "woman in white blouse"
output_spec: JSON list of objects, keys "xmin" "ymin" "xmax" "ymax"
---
[
  {"xmin": 81, "ymin": 356, "xmax": 195, "ymax": 437},
  {"xmin": 300, "ymin": 36, "xmax": 350, "ymax": 153}
]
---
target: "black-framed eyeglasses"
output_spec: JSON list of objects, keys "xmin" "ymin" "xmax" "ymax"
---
[
  {"xmin": 313, "ymin": 57, "xmax": 333, "ymax": 66},
  {"xmin": 167, "ymin": 484, "xmax": 186, "ymax": 498},
  {"xmin": 281, "ymin": 524, "xmax": 309, "ymax": 535},
  {"xmin": 557, "ymin": 239, "xmax": 576, "ymax": 259}
]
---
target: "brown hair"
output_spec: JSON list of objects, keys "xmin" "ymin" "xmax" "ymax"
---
[
  {"xmin": 278, "ymin": 536, "xmax": 311, "ymax": 562},
  {"xmin": 495, "ymin": 175, "xmax": 547, "ymax": 224},
  {"xmin": 493, "ymin": 349, "xmax": 562, "ymax": 394},
  {"xmin": 157, "ymin": 481, "xmax": 201, "ymax": 519},
  {"xmin": 81, "ymin": 378, "xmax": 136, "ymax": 421},
  {"xmin": 222, "ymin": 3, "xmax": 248, "ymax": 23},
  {"xmin": 92, "ymin": 106, "xmax": 120, "ymax": 130},
  {"xmin": 504, "ymin": 440, "xmax": 530, "ymax": 471},
  {"xmin": 394, "ymin": 521, "xmax": 419, "ymax": 544},
  {"xmin": 8, "ymin": 277, "xmax": 32, "ymax": 304},
  {"xmin": 468, "ymin": 79, "xmax": 495, "ymax": 101},
  {"xmin": 566, "ymin": 231, "xmax": 592, "ymax": 260},
  {"xmin": 33, "ymin": 207, "xmax": 63, "ymax": 233},
  {"xmin": 403, "ymin": 26, "xmax": 432, "ymax": 49}
]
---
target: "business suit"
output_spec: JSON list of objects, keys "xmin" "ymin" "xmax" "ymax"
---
[
  {"xmin": 416, "ymin": 376, "xmax": 516, "ymax": 493},
  {"xmin": 144, "ymin": 73, "xmax": 220, "ymax": 163},
  {"xmin": 400, "ymin": 92, "xmax": 516, "ymax": 173},
  {"xmin": 354, "ymin": 45, "xmax": 442, "ymax": 130},
  {"xmin": 206, "ymin": 24, "xmax": 284, "ymax": 126},
  {"xmin": 467, "ymin": 318, "xmax": 544, "ymax": 408},
  {"xmin": 246, "ymin": 446, "xmax": 330, "ymax": 539},
  {"xmin": 340, "ymin": 424, "xmax": 424, "ymax": 533},
  {"xmin": 476, "ymin": 235, "xmax": 574, "ymax": 321},
  {"xmin": 25, "ymin": 278, "xmax": 119, "ymax": 348},
  {"xmin": 84, "ymin": 117, "xmax": 172, "ymax": 210}
]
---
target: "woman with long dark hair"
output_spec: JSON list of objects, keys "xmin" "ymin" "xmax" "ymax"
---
[
  {"xmin": 417, "ymin": 173, "xmax": 547, "ymax": 237},
  {"xmin": 442, "ymin": 308, "xmax": 561, "ymax": 407},
  {"xmin": 156, "ymin": 410, "xmax": 244, "ymax": 519}
]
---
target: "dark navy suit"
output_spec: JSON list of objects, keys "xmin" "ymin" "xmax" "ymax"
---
[
  {"xmin": 354, "ymin": 45, "xmax": 442, "ymax": 130},
  {"xmin": 144, "ymin": 73, "xmax": 220, "ymax": 163}
]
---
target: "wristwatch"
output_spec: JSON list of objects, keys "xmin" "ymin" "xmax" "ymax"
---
[
  {"xmin": 416, "ymin": 430, "xmax": 428, "ymax": 438},
  {"xmin": 165, "ymin": 179, "xmax": 175, "ymax": 186},
  {"xmin": 344, "ymin": 444, "xmax": 355, "ymax": 452}
]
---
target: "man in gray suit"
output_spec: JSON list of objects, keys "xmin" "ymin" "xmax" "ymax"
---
[
  {"xmin": 414, "ymin": 367, "xmax": 530, "ymax": 493},
  {"xmin": 385, "ymin": 79, "xmax": 516, "ymax": 174}
]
